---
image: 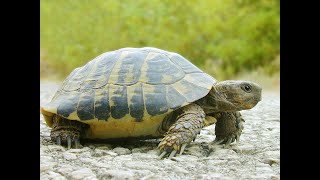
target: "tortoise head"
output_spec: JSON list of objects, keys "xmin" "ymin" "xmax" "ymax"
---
[{"xmin": 207, "ymin": 80, "xmax": 262, "ymax": 112}]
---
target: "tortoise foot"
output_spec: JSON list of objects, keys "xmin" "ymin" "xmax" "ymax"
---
[
  {"xmin": 50, "ymin": 115, "xmax": 88, "ymax": 149},
  {"xmin": 51, "ymin": 129, "xmax": 81, "ymax": 149},
  {"xmin": 158, "ymin": 132, "xmax": 189, "ymax": 159},
  {"xmin": 158, "ymin": 104, "xmax": 205, "ymax": 158},
  {"xmin": 213, "ymin": 112, "xmax": 244, "ymax": 148}
]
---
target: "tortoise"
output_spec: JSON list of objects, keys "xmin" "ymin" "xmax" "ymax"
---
[{"xmin": 40, "ymin": 47, "xmax": 262, "ymax": 158}]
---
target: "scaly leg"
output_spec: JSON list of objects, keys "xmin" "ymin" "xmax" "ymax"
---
[
  {"xmin": 213, "ymin": 111, "xmax": 244, "ymax": 148},
  {"xmin": 158, "ymin": 104, "xmax": 206, "ymax": 158}
]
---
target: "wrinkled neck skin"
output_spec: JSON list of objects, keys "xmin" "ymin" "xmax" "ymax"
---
[{"xmin": 196, "ymin": 86, "xmax": 240, "ymax": 114}]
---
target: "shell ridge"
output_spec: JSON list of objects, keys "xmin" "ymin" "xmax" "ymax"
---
[
  {"xmin": 105, "ymin": 51, "xmax": 125, "ymax": 85},
  {"xmin": 93, "ymin": 52, "xmax": 118, "ymax": 89}
]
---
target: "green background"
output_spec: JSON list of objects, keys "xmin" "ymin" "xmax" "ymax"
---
[{"xmin": 40, "ymin": 0, "xmax": 279, "ymax": 85}]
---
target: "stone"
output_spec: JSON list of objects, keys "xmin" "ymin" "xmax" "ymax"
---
[
  {"xmin": 63, "ymin": 152, "xmax": 77, "ymax": 160},
  {"xmin": 124, "ymin": 161, "xmax": 159, "ymax": 173},
  {"xmin": 79, "ymin": 157, "xmax": 95, "ymax": 164},
  {"xmin": 271, "ymin": 175, "xmax": 280, "ymax": 180},
  {"xmin": 92, "ymin": 149, "xmax": 108, "ymax": 157},
  {"xmin": 67, "ymin": 147, "xmax": 91, "ymax": 153},
  {"xmin": 97, "ymin": 169, "xmax": 134, "ymax": 180},
  {"xmin": 96, "ymin": 145, "xmax": 112, "ymax": 150},
  {"xmin": 47, "ymin": 145, "xmax": 65, "ymax": 152},
  {"xmin": 172, "ymin": 166, "xmax": 189, "ymax": 174},
  {"xmin": 263, "ymin": 151, "xmax": 280, "ymax": 159},
  {"xmin": 57, "ymin": 165, "xmax": 74, "ymax": 176},
  {"xmin": 112, "ymin": 147, "xmax": 131, "ymax": 155},
  {"xmin": 70, "ymin": 168, "xmax": 96, "ymax": 180},
  {"xmin": 262, "ymin": 158, "xmax": 280, "ymax": 166},
  {"xmin": 227, "ymin": 160, "xmax": 241, "ymax": 166},
  {"xmin": 146, "ymin": 149, "xmax": 159, "ymax": 155},
  {"xmin": 40, "ymin": 162, "xmax": 57, "ymax": 173},
  {"xmin": 255, "ymin": 166, "xmax": 274, "ymax": 173},
  {"xmin": 256, "ymin": 162, "xmax": 271, "ymax": 167},
  {"xmin": 47, "ymin": 171, "xmax": 67, "ymax": 180},
  {"xmin": 131, "ymin": 147, "xmax": 151, "ymax": 153},
  {"xmin": 79, "ymin": 152, "xmax": 92, "ymax": 158},
  {"xmin": 67, "ymin": 148, "xmax": 83, "ymax": 153},
  {"xmin": 106, "ymin": 151, "xmax": 118, "ymax": 156},
  {"xmin": 113, "ymin": 155, "xmax": 133, "ymax": 162},
  {"xmin": 131, "ymin": 148, "xmax": 143, "ymax": 153},
  {"xmin": 233, "ymin": 144, "xmax": 256, "ymax": 154},
  {"xmin": 196, "ymin": 173, "xmax": 233, "ymax": 180},
  {"xmin": 92, "ymin": 162, "xmax": 109, "ymax": 168},
  {"xmin": 40, "ymin": 155, "xmax": 54, "ymax": 163},
  {"xmin": 132, "ymin": 153, "xmax": 158, "ymax": 160}
]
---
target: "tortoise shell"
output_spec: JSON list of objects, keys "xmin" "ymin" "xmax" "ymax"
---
[{"xmin": 41, "ymin": 47, "xmax": 217, "ymax": 139}]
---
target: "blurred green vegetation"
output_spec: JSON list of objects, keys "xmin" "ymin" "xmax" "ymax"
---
[{"xmin": 40, "ymin": 0, "xmax": 279, "ymax": 80}]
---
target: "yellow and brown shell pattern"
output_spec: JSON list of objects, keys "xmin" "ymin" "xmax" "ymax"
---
[{"xmin": 41, "ymin": 47, "xmax": 217, "ymax": 139}]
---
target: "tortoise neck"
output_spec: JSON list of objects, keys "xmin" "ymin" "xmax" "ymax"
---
[{"xmin": 195, "ymin": 89, "xmax": 238, "ymax": 113}]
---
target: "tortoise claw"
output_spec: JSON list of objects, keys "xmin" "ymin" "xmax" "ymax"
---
[
  {"xmin": 213, "ymin": 139, "xmax": 224, "ymax": 145},
  {"xmin": 50, "ymin": 117, "xmax": 87, "ymax": 149},
  {"xmin": 52, "ymin": 133, "xmax": 81, "ymax": 149},
  {"xmin": 74, "ymin": 136, "xmax": 80, "ymax": 149},
  {"xmin": 236, "ymin": 134, "xmax": 240, "ymax": 144},
  {"xmin": 159, "ymin": 151, "xmax": 168, "ymax": 159},
  {"xmin": 223, "ymin": 137, "xmax": 232, "ymax": 148},
  {"xmin": 159, "ymin": 143, "xmax": 188, "ymax": 159},
  {"xmin": 56, "ymin": 136, "xmax": 61, "ymax": 145},
  {"xmin": 67, "ymin": 136, "xmax": 71, "ymax": 149},
  {"xmin": 168, "ymin": 150, "xmax": 177, "ymax": 159},
  {"xmin": 179, "ymin": 144, "xmax": 187, "ymax": 155}
]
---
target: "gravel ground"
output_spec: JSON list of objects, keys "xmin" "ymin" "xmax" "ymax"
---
[{"xmin": 40, "ymin": 80, "xmax": 280, "ymax": 180}]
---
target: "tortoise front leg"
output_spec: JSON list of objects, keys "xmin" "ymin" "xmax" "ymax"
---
[
  {"xmin": 213, "ymin": 111, "xmax": 244, "ymax": 148},
  {"xmin": 158, "ymin": 103, "xmax": 205, "ymax": 158}
]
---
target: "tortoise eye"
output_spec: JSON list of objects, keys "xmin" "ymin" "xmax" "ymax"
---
[{"xmin": 241, "ymin": 84, "xmax": 252, "ymax": 93}]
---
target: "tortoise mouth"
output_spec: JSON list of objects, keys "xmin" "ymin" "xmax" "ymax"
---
[{"xmin": 242, "ymin": 96, "xmax": 261, "ymax": 109}]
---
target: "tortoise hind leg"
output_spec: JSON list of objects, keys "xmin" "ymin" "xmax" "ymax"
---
[
  {"xmin": 50, "ymin": 115, "xmax": 89, "ymax": 149},
  {"xmin": 158, "ymin": 103, "xmax": 206, "ymax": 158}
]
